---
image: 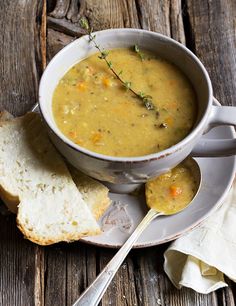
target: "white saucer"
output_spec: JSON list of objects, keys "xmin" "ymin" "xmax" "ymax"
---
[
  {"xmin": 81, "ymin": 124, "xmax": 236, "ymax": 248},
  {"xmin": 33, "ymin": 104, "xmax": 236, "ymax": 248}
]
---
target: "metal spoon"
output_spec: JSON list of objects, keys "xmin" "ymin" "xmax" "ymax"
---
[{"xmin": 73, "ymin": 158, "xmax": 201, "ymax": 306}]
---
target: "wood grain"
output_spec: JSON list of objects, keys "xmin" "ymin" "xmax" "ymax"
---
[
  {"xmin": 1, "ymin": 0, "xmax": 236, "ymax": 305},
  {"xmin": 136, "ymin": 0, "xmax": 185, "ymax": 43},
  {"xmin": 0, "ymin": 1, "xmax": 44, "ymax": 306},
  {"xmin": 34, "ymin": 246, "xmax": 45, "ymax": 306},
  {"xmin": 0, "ymin": 214, "xmax": 36, "ymax": 306},
  {"xmin": 47, "ymin": 28, "xmax": 75, "ymax": 60},
  {"xmin": 186, "ymin": 0, "xmax": 236, "ymax": 107},
  {"xmin": 0, "ymin": 0, "xmax": 44, "ymax": 116}
]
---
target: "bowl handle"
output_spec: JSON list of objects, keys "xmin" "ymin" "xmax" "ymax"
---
[{"xmin": 191, "ymin": 102, "xmax": 236, "ymax": 157}]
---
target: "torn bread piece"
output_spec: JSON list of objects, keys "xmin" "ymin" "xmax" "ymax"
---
[
  {"xmin": 0, "ymin": 110, "xmax": 20, "ymax": 213},
  {"xmin": 0, "ymin": 110, "xmax": 110, "ymax": 221},
  {"xmin": 0, "ymin": 112, "xmax": 101, "ymax": 245}
]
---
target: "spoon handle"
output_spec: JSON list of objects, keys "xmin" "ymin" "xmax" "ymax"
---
[{"xmin": 73, "ymin": 209, "xmax": 161, "ymax": 306}]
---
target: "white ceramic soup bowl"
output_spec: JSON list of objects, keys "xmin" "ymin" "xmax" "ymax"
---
[{"xmin": 39, "ymin": 29, "xmax": 236, "ymax": 192}]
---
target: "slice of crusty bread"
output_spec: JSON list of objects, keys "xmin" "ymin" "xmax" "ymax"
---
[
  {"xmin": 0, "ymin": 112, "xmax": 101, "ymax": 245},
  {"xmin": 0, "ymin": 110, "xmax": 110, "ymax": 221}
]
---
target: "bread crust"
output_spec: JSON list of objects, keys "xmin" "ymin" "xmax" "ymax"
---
[
  {"xmin": 0, "ymin": 185, "xmax": 19, "ymax": 213},
  {"xmin": 0, "ymin": 113, "xmax": 101, "ymax": 245},
  {"xmin": 0, "ymin": 110, "xmax": 14, "ymax": 121},
  {"xmin": 16, "ymin": 217, "xmax": 101, "ymax": 245},
  {"xmin": 0, "ymin": 111, "xmax": 110, "ymax": 221}
]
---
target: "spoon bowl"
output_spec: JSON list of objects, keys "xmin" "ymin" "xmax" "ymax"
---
[{"xmin": 146, "ymin": 157, "xmax": 201, "ymax": 215}]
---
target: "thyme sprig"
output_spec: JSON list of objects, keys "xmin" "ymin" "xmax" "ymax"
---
[
  {"xmin": 134, "ymin": 44, "xmax": 145, "ymax": 61},
  {"xmin": 80, "ymin": 17, "xmax": 155, "ymax": 111}
]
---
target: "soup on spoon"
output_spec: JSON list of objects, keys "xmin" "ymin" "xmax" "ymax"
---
[
  {"xmin": 146, "ymin": 157, "xmax": 200, "ymax": 214},
  {"xmin": 73, "ymin": 158, "xmax": 201, "ymax": 306}
]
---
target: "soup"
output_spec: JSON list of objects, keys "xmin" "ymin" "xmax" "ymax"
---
[
  {"xmin": 145, "ymin": 159, "xmax": 199, "ymax": 214},
  {"xmin": 52, "ymin": 48, "xmax": 197, "ymax": 157}
]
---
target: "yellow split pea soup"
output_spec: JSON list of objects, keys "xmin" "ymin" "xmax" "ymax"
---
[
  {"xmin": 52, "ymin": 48, "xmax": 197, "ymax": 157},
  {"xmin": 145, "ymin": 158, "xmax": 199, "ymax": 214}
]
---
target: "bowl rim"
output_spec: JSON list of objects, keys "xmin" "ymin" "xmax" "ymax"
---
[{"xmin": 39, "ymin": 28, "xmax": 213, "ymax": 163}]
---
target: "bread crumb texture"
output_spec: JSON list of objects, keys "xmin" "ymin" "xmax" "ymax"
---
[
  {"xmin": 69, "ymin": 166, "xmax": 110, "ymax": 220},
  {"xmin": 0, "ymin": 112, "xmax": 102, "ymax": 245}
]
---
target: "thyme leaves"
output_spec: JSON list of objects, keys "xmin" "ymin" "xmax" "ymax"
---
[
  {"xmin": 134, "ymin": 44, "xmax": 145, "ymax": 61},
  {"xmin": 80, "ymin": 17, "xmax": 155, "ymax": 112}
]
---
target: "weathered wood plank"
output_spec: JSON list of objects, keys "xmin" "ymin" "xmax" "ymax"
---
[
  {"xmin": 0, "ymin": 214, "xmax": 36, "ymax": 306},
  {"xmin": 135, "ymin": 0, "xmax": 185, "ymax": 43},
  {"xmin": 0, "ymin": 0, "xmax": 44, "ymax": 116},
  {"xmin": 47, "ymin": 16, "xmax": 86, "ymax": 37},
  {"xmin": 40, "ymin": 0, "xmax": 47, "ymax": 71},
  {"xmin": 186, "ymin": 0, "xmax": 236, "ymax": 107},
  {"xmin": 215, "ymin": 278, "xmax": 236, "ymax": 306},
  {"xmin": 98, "ymin": 249, "xmax": 138, "ymax": 306},
  {"xmin": 82, "ymin": 0, "xmax": 140, "ymax": 29},
  {"xmin": 0, "ymin": 1, "xmax": 45, "ymax": 306},
  {"xmin": 34, "ymin": 246, "xmax": 45, "ymax": 306},
  {"xmin": 130, "ymin": 246, "xmax": 220, "ymax": 306},
  {"xmin": 66, "ymin": 244, "xmax": 98, "ymax": 305},
  {"xmin": 49, "ymin": 0, "xmax": 70, "ymax": 19},
  {"xmin": 43, "ymin": 242, "xmax": 100, "ymax": 305},
  {"xmin": 45, "ymin": 1, "xmax": 236, "ymax": 306},
  {"xmin": 47, "ymin": 28, "xmax": 75, "ymax": 61},
  {"xmin": 47, "ymin": 0, "xmax": 185, "ymax": 41},
  {"xmin": 44, "ymin": 245, "xmax": 67, "ymax": 306},
  {"xmin": 184, "ymin": 0, "xmax": 236, "ymax": 304}
]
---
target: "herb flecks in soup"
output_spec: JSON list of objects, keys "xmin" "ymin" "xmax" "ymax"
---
[
  {"xmin": 52, "ymin": 48, "xmax": 197, "ymax": 157},
  {"xmin": 145, "ymin": 159, "xmax": 198, "ymax": 214}
]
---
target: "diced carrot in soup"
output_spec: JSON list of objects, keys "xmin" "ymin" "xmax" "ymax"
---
[
  {"xmin": 146, "ymin": 160, "xmax": 198, "ymax": 214},
  {"xmin": 169, "ymin": 185, "xmax": 183, "ymax": 197},
  {"xmin": 53, "ymin": 48, "xmax": 197, "ymax": 157}
]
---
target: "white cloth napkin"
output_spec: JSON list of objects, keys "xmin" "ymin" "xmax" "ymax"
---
[{"xmin": 164, "ymin": 178, "xmax": 236, "ymax": 294}]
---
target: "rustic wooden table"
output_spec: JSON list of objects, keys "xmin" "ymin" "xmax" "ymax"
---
[{"xmin": 1, "ymin": 0, "xmax": 236, "ymax": 305}]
